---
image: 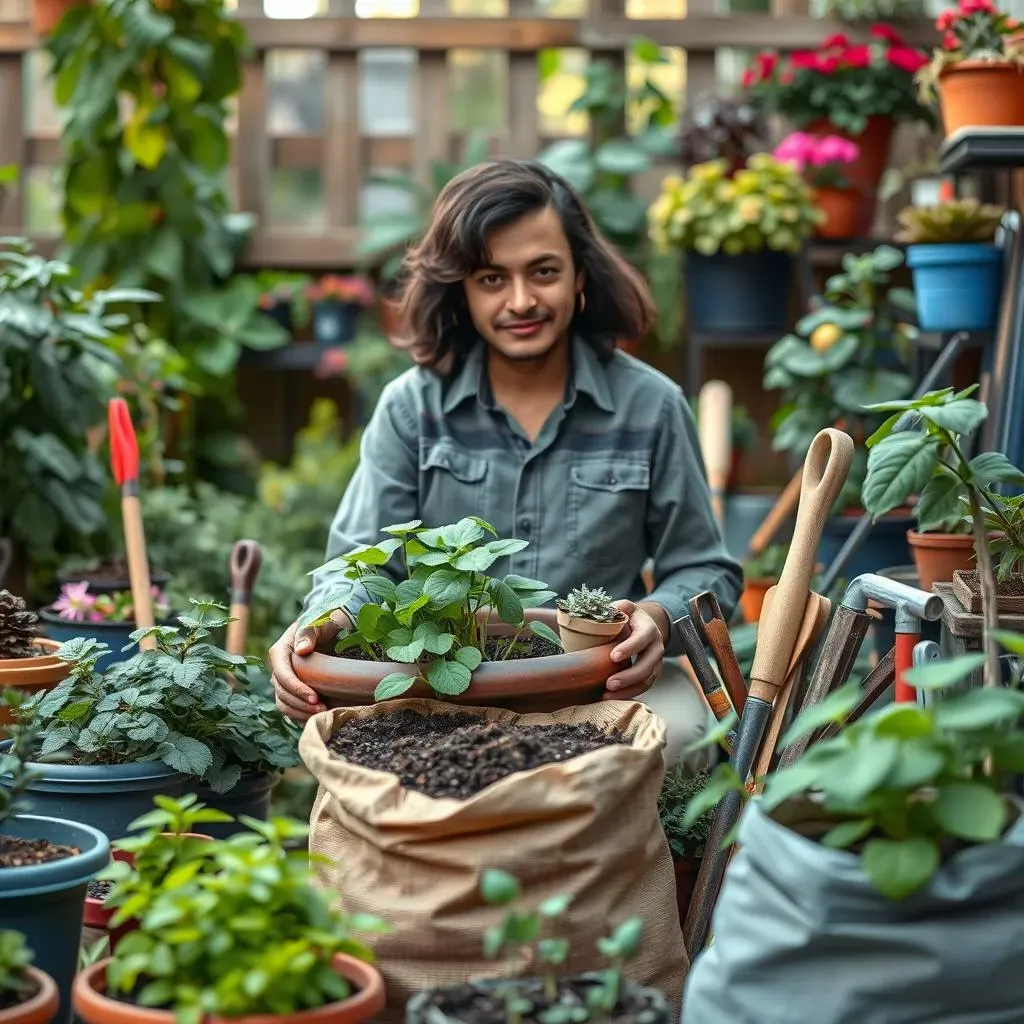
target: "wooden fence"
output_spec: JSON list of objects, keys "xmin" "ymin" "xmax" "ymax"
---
[{"xmin": 0, "ymin": 0, "xmax": 938, "ymax": 270}]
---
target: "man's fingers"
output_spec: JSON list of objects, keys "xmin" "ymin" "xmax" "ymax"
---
[
  {"xmin": 607, "ymin": 644, "xmax": 663, "ymax": 691},
  {"xmin": 275, "ymin": 691, "xmax": 319, "ymax": 722}
]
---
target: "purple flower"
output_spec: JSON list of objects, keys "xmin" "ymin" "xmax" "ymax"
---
[{"xmin": 51, "ymin": 581, "xmax": 95, "ymax": 622}]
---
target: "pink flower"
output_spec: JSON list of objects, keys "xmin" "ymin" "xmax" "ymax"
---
[
  {"xmin": 817, "ymin": 134, "xmax": 860, "ymax": 165},
  {"xmin": 51, "ymin": 581, "xmax": 95, "ymax": 622},
  {"xmin": 959, "ymin": 0, "xmax": 994, "ymax": 14},
  {"xmin": 773, "ymin": 131, "xmax": 816, "ymax": 171},
  {"xmin": 943, "ymin": 29, "xmax": 960, "ymax": 48},
  {"xmin": 936, "ymin": 8, "xmax": 958, "ymax": 30}
]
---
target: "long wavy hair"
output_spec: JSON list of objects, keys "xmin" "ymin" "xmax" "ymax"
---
[{"xmin": 395, "ymin": 159, "xmax": 656, "ymax": 373}]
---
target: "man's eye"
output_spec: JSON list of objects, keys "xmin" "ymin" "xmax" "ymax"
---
[
  {"xmin": 479, "ymin": 275, "xmax": 502, "ymax": 286},
  {"xmin": 535, "ymin": 267, "xmax": 557, "ymax": 278}
]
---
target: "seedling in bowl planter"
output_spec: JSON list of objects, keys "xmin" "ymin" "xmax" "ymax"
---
[
  {"xmin": 556, "ymin": 585, "xmax": 627, "ymax": 653},
  {"xmin": 0, "ymin": 929, "xmax": 59, "ymax": 1024}
]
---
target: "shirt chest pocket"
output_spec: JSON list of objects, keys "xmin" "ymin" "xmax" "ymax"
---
[
  {"xmin": 419, "ymin": 440, "xmax": 489, "ymax": 526},
  {"xmin": 568, "ymin": 458, "xmax": 650, "ymax": 568}
]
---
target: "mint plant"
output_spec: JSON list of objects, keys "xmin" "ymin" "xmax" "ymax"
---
[
  {"xmin": 0, "ymin": 689, "xmax": 42, "ymax": 827},
  {"xmin": 0, "ymin": 930, "xmax": 35, "ymax": 1011},
  {"xmin": 20, "ymin": 601, "xmax": 300, "ymax": 792},
  {"xmin": 302, "ymin": 518, "xmax": 563, "ymax": 701},
  {"xmin": 100, "ymin": 809, "xmax": 389, "ymax": 1024}
]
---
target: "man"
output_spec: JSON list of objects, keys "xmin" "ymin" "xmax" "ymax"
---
[{"xmin": 269, "ymin": 159, "xmax": 742, "ymax": 765}]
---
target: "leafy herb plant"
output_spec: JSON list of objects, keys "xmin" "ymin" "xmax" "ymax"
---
[
  {"xmin": 18, "ymin": 601, "xmax": 300, "ymax": 791},
  {"xmin": 301, "ymin": 518, "xmax": 563, "ymax": 701},
  {"xmin": 99, "ymin": 801, "xmax": 389, "ymax": 1024},
  {"xmin": 0, "ymin": 930, "xmax": 36, "ymax": 1012},
  {"xmin": 658, "ymin": 766, "xmax": 713, "ymax": 859},
  {"xmin": 0, "ymin": 689, "xmax": 42, "ymax": 827}
]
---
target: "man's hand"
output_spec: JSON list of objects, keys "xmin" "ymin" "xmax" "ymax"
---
[
  {"xmin": 603, "ymin": 600, "xmax": 668, "ymax": 700},
  {"xmin": 269, "ymin": 610, "xmax": 352, "ymax": 722}
]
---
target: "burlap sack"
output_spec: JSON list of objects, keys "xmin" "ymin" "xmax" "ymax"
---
[{"xmin": 299, "ymin": 698, "xmax": 687, "ymax": 1022}]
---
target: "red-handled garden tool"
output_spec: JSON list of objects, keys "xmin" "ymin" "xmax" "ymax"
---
[
  {"xmin": 226, "ymin": 540, "xmax": 262, "ymax": 658},
  {"xmin": 108, "ymin": 398, "xmax": 156, "ymax": 651}
]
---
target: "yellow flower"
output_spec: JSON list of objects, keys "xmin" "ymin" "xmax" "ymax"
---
[
  {"xmin": 738, "ymin": 196, "xmax": 763, "ymax": 224},
  {"xmin": 691, "ymin": 159, "xmax": 727, "ymax": 183}
]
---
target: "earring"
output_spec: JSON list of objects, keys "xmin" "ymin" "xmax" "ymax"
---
[{"xmin": 577, "ymin": 292, "xmax": 586, "ymax": 314}]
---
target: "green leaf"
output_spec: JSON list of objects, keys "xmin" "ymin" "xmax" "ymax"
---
[
  {"xmin": 992, "ymin": 630, "xmax": 1024, "ymax": 656},
  {"xmin": 873, "ymin": 704, "xmax": 933, "ymax": 739},
  {"xmin": 862, "ymin": 432, "xmax": 939, "ymax": 519},
  {"xmin": 594, "ymin": 139, "xmax": 651, "ymax": 176},
  {"xmin": 920, "ymin": 399, "xmax": 988, "ymax": 437},
  {"xmin": 687, "ymin": 710, "xmax": 737, "ymax": 753},
  {"xmin": 159, "ymin": 736, "xmax": 213, "ymax": 778},
  {"xmin": 438, "ymin": 517, "xmax": 488, "ymax": 549},
  {"xmin": 528, "ymin": 620, "xmax": 562, "ymax": 649},
  {"xmin": 383, "ymin": 520, "xmax": 423, "ymax": 535},
  {"xmin": 780, "ymin": 681, "xmax": 861, "ymax": 748},
  {"xmin": 821, "ymin": 736, "xmax": 900, "ymax": 804},
  {"xmin": 935, "ymin": 687, "xmax": 1024, "ymax": 731},
  {"xmin": 933, "ymin": 782, "xmax": 1007, "ymax": 842},
  {"xmin": 361, "ymin": 575, "xmax": 398, "ymax": 605},
  {"xmin": 384, "ymin": 628, "xmax": 425, "ymax": 663},
  {"xmin": 915, "ymin": 469, "xmax": 965, "ymax": 532},
  {"xmin": 423, "ymin": 569, "xmax": 471, "ymax": 608},
  {"xmin": 503, "ymin": 575, "xmax": 550, "ymax": 592},
  {"xmin": 348, "ymin": 539, "xmax": 403, "ymax": 565},
  {"xmin": 454, "ymin": 646, "xmax": 482, "ymax": 671},
  {"xmin": 413, "ymin": 622, "xmax": 454, "ymax": 656},
  {"xmin": 969, "ymin": 451, "xmax": 1024, "ymax": 487},
  {"xmin": 426, "ymin": 659, "xmax": 472, "ymax": 696},
  {"xmin": 862, "ymin": 837, "xmax": 940, "ymax": 899},
  {"xmin": 680, "ymin": 763, "xmax": 744, "ymax": 829},
  {"xmin": 356, "ymin": 603, "xmax": 385, "ymax": 643},
  {"xmin": 902, "ymin": 653, "xmax": 985, "ymax": 691},
  {"xmin": 481, "ymin": 868, "xmax": 520, "ymax": 905},
  {"xmin": 820, "ymin": 818, "xmax": 873, "ymax": 849},
  {"xmin": 489, "ymin": 580, "xmax": 524, "ymax": 626},
  {"xmin": 374, "ymin": 673, "xmax": 417, "ymax": 700},
  {"xmin": 537, "ymin": 138, "xmax": 594, "ymax": 193},
  {"xmin": 539, "ymin": 893, "xmax": 572, "ymax": 917},
  {"xmin": 884, "ymin": 739, "xmax": 947, "ymax": 790}
]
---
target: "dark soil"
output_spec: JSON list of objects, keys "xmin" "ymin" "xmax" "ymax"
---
[
  {"xmin": 328, "ymin": 709, "xmax": 626, "ymax": 799},
  {"xmin": 0, "ymin": 835, "xmax": 78, "ymax": 869},
  {"xmin": 59, "ymin": 556, "xmax": 166, "ymax": 586},
  {"xmin": 331, "ymin": 634, "xmax": 561, "ymax": 662},
  {"xmin": 960, "ymin": 570, "xmax": 1024, "ymax": 597},
  {"xmin": 0, "ymin": 978, "xmax": 38, "ymax": 1013},
  {"xmin": 88, "ymin": 879, "xmax": 113, "ymax": 901},
  {"xmin": 415, "ymin": 978, "xmax": 666, "ymax": 1024}
]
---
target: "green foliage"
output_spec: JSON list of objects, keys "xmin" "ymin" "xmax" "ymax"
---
[
  {"xmin": 556, "ymin": 584, "xmax": 621, "ymax": 624},
  {"xmin": 649, "ymin": 154, "xmax": 823, "ymax": 258},
  {"xmin": 975, "ymin": 494, "xmax": 1024, "ymax": 582},
  {"xmin": 0, "ymin": 689, "xmax": 43, "ymax": 827},
  {"xmin": 658, "ymin": 766, "xmax": 713, "ymax": 858},
  {"xmin": 685, "ymin": 633, "xmax": 1024, "ymax": 900},
  {"xmin": 895, "ymin": 198, "xmax": 1005, "ymax": 245},
  {"xmin": 0, "ymin": 931, "xmax": 35, "ymax": 1010},
  {"xmin": 861, "ymin": 387, "xmax": 1024, "ymax": 533},
  {"xmin": 742, "ymin": 543, "xmax": 788, "ymax": 583},
  {"xmin": 254, "ymin": 271, "xmax": 313, "ymax": 331},
  {"xmin": 99, "ymin": 799, "xmax": 389, "ymax": 1024},
  {"xmin": 20, "ymin": 601, "xmax": 300, "ymax": 791},
  {"xmin": 48, "ymin": 0, "xmax": 288, "ymax": 480},
  {"xmin": 821, "ymin": 0, "xmax": 925, "ymax": 20},
  {"xmin": 0, "ymin": 241, "xmax": 135, "ymax": 572},
  {"xmin": 765, "ymin": 245, "xmax": 917, "ymax": 510},
  {"xmin": 302, "ymin": 518, "xmax": 562, "ymax": 702}
]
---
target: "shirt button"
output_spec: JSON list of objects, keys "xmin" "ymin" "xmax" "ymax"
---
[
  {"xmin": 608, "ymin": 475, "xmax": 617, "ymax": 485},
  {"xmin": 520, "ymin": 517, "xmax": 531, "ymax": 533}
]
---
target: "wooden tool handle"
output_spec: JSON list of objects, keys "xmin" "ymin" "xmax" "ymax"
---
[
  {"xmin": 689, "ymin": 592, "xmax": 746, "ymax": 715},
  {"xmin": 699, "ymin": 381, "xmax": 732, "ymax": 526},
  {"xmin": 749, "ymin": 429, "xmax": 853, "ymax": 703},
  {"xmin": 226, "ymin": 606, "xmax": 251, "ymax": 659},
  {"xmin": 748, "ymin": 471, "xmax": 801, "ymax": 557},
  {"xmin": 674, "ymin": 616, "xmax": 733, "ymax": 721},
  {"xmin": 226, "ymin": 540, "xmax": 262, "ymax": 658},
  {"xmin": 122, "ymin": 494, "xmax": 156, "ymax": 650}
]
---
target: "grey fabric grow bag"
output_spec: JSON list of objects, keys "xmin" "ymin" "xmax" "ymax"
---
[{"xmin": 683, "ymin": 799, "xmax": 1024, "ymax": 1024}]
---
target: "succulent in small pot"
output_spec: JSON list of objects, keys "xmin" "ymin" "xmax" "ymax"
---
[
  {"xmin": 74, "ymin": 811, "xmax": 389, "ymax": 1024},
  {"xmin": 556, "ymin": 585, "xmax": 627, "ymax": 653},
  {"xmin": 0, "ymin": 930, "xmax": 58, "ymax": 1024},
  {"xmin": 896, "ymin": 198, "xmax": 1006, "ymax": 332},
  {"xmin": 0, "ymin": 593, "xmax": 68, "ymax": 728},
  {"xmin": 406, "ymin": 869, "xmax": 671, "ymax": 1024}
]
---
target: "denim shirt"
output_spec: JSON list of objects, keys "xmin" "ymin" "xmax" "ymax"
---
[{"xmin": 304, "ymin": 337, "xmax": 743, "ymax": 658}]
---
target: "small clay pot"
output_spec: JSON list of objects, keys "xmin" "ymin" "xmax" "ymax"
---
[
  {"xmin": 907, "ymin": 530, "xmax": 977, "ymax": 591},
  {"xmin": 938, "ymin": 60, "xmax": 1024, "ymax": 137},
  {"xmin": 813, "ymin": 186, "xmax": 860, "ymax": 240},
  {"xmin": 0, "ymin": 966, "xmax": 59, "ymax": 1024},
  {"xmin": 740, "ymin": 578, "xmax": 774, "ymax": 624},
  {"xmin": 556, "ymin": 609, "xmax": 627, "ymax": 653},
  {"xmin": 0, "ymin": 639, "xmax": 69, "ymax": 728},
  {"xmin": 74, "ymin": 954, "xmax": 385, "ymax": 1024}
]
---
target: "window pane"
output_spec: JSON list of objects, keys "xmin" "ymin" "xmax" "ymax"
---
[
  {"xmin": 360, "ymin": 166, "xmax": 417, "ymax": 221},
  {"xmin": 267, "ymin": 50, "xmax": 325, "ymax": 135},
  {"xmin": 360, "ymin": 50, "xmax": 415, "ymax": 135},
  {"xmin": 355, "ymin": 0, "xmax": 419, "ymax": 15},
  {"xmin": 263, "ymin": 0, "xmax": 326, "ymax": 14},
  {"xmin": 538, "ymin": 48, "xmax": 588, "ymax": 137},
  {"xmin": 450, "ymin": 0, "xmax": 507, "ymax": 12},
  {"xmin": 537, "ymin": 0, "xmax": 587, "ymax": 14},
  {"xmin": 626, "ymin": 0, "xmax": 685, "ymax": 17},
  {"xmin": 25, "ymin": 165, "xmax": 61, "ymax": 233},
  {"xmin": 24, "ymin": 51, "xmax": 61, "ymax": 134},
  {"xmin": 450, "ymin": 50, "xmax": 506, "ymax": 133},
  {"xmin": 269, "ymin": 167, "xmax": 325, "ymax": 229}
]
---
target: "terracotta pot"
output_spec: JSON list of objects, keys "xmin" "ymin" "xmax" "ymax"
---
[
  {"xmin": 906, "ymin": 530, "xmax": 976, "ymax": 591},
  {"xmin": 0, "ymin": 639, "xmax": 69, "ymax": 728},
  {"xmin": 740, "ymin": 578, "xmax": 774, "ymax": 624},
  {"xmin": 807, "ymin": 116, "xmax": 895, "ymax": 235},
  {"xmin": 938, "ymin": 61, "xmax": 1024, "ymax": 136},
  {"xmin": 556, "ymin": 609, "xmax": 627, "ymax": 653},
  {"xmin": 293, "ymin": 609, "xmax": 617, "ymax": 713},
  {"xmin": 31, "ymin": 0, "xmax": 83, "ymax": 35},
  {"xmin": 0, "ymin": 967, "xmax": 59, "ymax": 1024},
  {"xmin": 74, "ymin": 954, "xmax": 386, "ymax": 1024},
  {"xmin": 813, "ymin": 187, "xmax": 860, "ymax": 239},
  {"xmin": 673, "ymin": 855, "xmax": 701, "ymax": 925}
]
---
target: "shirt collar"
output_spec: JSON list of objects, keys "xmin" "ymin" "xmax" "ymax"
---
[{"xmin": 441, "ymin": 334, "xmax": 615, "ymax": 416}]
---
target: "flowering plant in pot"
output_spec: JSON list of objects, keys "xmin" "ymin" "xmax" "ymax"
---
[
  {"xmin": 406, "ymin": 868, "xmax": 670, "ymax": 1024},
  {"xmin": 74, "ymin": 812, "xmax": 389, "ymax": 1024},
  {"xmin": 255, "ymin": 271, "xmax": 312, "ymax": 335},
  {"xmin": 648, "ymin": 154, "xmax": 822, "ymax": 334},
  {"xmin": 677, "ymin": 94, "xmax": 766, "ymax": 173},
  {"xmin": 772, "ymin": 131, "xmax": 862, "ymax": 239},
  {"xmin": 3, "ymin": 601, "xmax": 301, "ymax": 840},
  {"xmin": 919, "ymin": 0, "xmax": 1024, "ymax": 136},
  {"xmin": 895, "ymin": 197, "xmax": 1006, "ymax": 332},
  {"xmin": 0, "ymin": 594, "xmax": 68, "ymax": 725},
  {"xmin": 0, "ymin": 930, "xmax": 58, "ymax": 1024},
  {"xmin": 555, "ymin": 585, "xmax": 627, "ymax": 653},
  {"xmin": 306, "ymin": 275, "xmax": 375, "ymax": 349},
  {"xmin": 743, "ymin": 28, "xmax": 934, "ymax": 232},
  {"xmin": 295, "ymin": 517, "xmax": 626, "ymax": 713}
]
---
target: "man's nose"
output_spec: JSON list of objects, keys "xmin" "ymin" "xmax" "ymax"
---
[{"xmin": 507, "ymin": 278, "xmax": 536, "ymax": 315}]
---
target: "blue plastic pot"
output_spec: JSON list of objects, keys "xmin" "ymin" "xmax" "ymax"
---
[
  {"xmin": 0, "ymin": 744, "xmax": 189, "ymax": 841},
  {"xmin": 817, "ymin": 512, "xmax": 914, "ymax": 587},
  {"xmin": 725, "ymin": 491, "xmax": 793, "ymax": 562},
  {"xmin": 196, "ymin": 769, "xmax": 277, "ymax": 838},
  {"xmin": 313, "ymin": 301, "xmax": 358, "ymax": 347},
  {"xmin": 37, "ymin": 610, "xmax": 175, "ymax": 673},
  {"xmin": 906, "ymin": 242, "xmax": 1003, "ymax": 333},
  {"xmin": 686, "ymin": 250, "xmax": 792, "ymax": 334},
  {"xmin": 1, "ymin": 814, "xmax": 110, "ymax": 1024}
]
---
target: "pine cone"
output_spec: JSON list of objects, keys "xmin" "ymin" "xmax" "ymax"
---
[{"xmin": 0, "ymin": 590, "xmax": 40, "ymax": 660}]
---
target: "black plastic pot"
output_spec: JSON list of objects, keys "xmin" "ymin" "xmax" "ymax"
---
[
  {"xmin": 0, "ymin": 813, "xmax": 110, "ymax": 1024},
  {"xmin": 818, "ymin": 512, "xmax": 915, "ymax": 585},
  {"xmin": 686, "ymin": 249, "xmax": 792, "ymax": 334},
  {"xmin": 56, "ymin": 563, "xmax": 171, "ymax": 595},
  {"xmin": 0, "ymin": 743, "xmax": 189, "ymax": 841},
  {"xmin": 37, "ymin": 609, "xmax": 178, "ymax": 673},
  {"xmin": 196, "ymin": 769, "xmax": 278, "ymax": 838}
]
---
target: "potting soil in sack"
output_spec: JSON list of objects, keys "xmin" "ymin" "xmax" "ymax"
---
[
  {"xmin": 299, "ymin": 698, "xmax": 687, "ymax": 1022},
  {"xmin": 682, "ymin": 800, "xmax": 1024, "ymax": 1024}
]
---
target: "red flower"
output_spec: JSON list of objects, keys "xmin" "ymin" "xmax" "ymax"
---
[
  {"xmin": 741, "ymin": 68, "xmax": 756, "ymax": 88},
  {"xmin": 959, "ymin": 0, "xmax": 994, "ymax": 13},
  {"xmin": 755, "ymin": 51, "xmax": 778, "ymax": 78},
  {"xmin": 935, "ymin": 8, "xmax": 958, "ymax": 29},
  {"xmin": 822, "ymin": 32, "xmax": 850, "ymax": 49},
  {"xmin": 790, "ymin": 50, "xmax": 821, "ymax": 70},
  {"xmin": 842, "ymin": 44, "xmax": 872, "ymax": 68},
  {"xmin": 817, "ymin": 55, "xmax": 839, "ymax": 74},
  {"xmin": 887, "ymin": 45, "xmax": 929, "ymax": 73},
  {"xmin": 870, "ymin": 23, "xmax": 904, "ymax": 43},
  {"xmin": 780, "ymin": 69, "xmax": 795, "ymax": 84},
  {"xmin": 943, "ymin": 29, "xmax": 960, "ymax": 47}
]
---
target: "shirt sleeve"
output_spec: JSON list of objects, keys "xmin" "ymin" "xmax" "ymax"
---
[
  {"xmin": 302, "ymin": 378, "xmax": 420, "ymax": 621},
  {"xmin": 644, "ymin": 385, "xmax": 744, "ymax": 658}
]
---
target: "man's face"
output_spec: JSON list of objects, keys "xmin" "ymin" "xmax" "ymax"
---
[{"xmin": 463, "ymin": 206, "xmax": 582, "ymax": 363}]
